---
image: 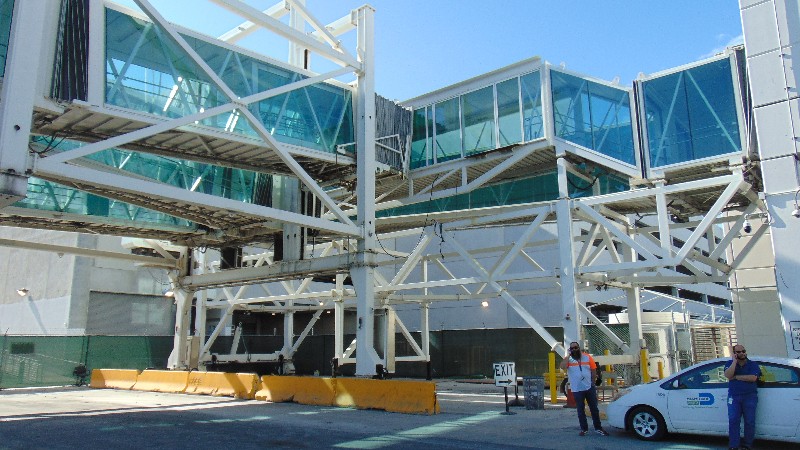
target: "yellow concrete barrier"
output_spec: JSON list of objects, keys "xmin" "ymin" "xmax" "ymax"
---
[
  {"xmin": 384, "ymin": 379, "xmax": 439, "ymax": 415},
  {"xmin": 132, "ymin": 369, "xmax": 190, "ymax": 393},
  {"xmin": 291, "ymin": 377, "xmax": 336, "ymax": 406},
  {"xmin": 89, "ymin": 368, "xmax": 140, "ymax": 390},
  {"xmin": 255, "ymin": 376, "xmax": 438, "ymax": 414},
  {"xmin": 186, "ymin": 372, "xmax": 259, "ymax": 399},
  {"xmin": 334, "ymin": 378, "xmax": 386, "ymax": 410},
  {"xmin": 255, "ymin": 375, "xmax": 298, "ymax": 402},
  {"xmin": 334, "ymin": 378, "xmax": 438, "ymax": 414}
]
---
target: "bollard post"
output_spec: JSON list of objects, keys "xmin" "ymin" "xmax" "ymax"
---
[
  {"xmin": 657, "ymin": 360, "xmax": 664, "ymax": 379},
  {"xmin": 604, "ymin": 349, "xmax": 613, "ymax": 385},
  {"xmin": 549, "ymin": 351, "xmax": 557, "ymax": 404},
  {"xmin": 640, "ymin": 348, "xmax": 650, "ymax": 383}
]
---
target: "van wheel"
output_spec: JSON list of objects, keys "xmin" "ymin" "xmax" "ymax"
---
[{"xmin": 627, "ymin": 406, "xmax": 666, "ymax": 441}]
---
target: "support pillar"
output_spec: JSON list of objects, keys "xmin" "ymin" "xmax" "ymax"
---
[
  {"xmin": 353, "ymin": 5, "xmax": 380, "ymax": 376},
  {"xmin": 167, "ymin": 284, "xmax": 195, "ymax": 369},
  {"xmin": 0, "ymin": 0, "xmax": 49, "ymax": 206},
  {"xmin": 556, "ymin": 157, "xmax": 580, "ymax": 345}
]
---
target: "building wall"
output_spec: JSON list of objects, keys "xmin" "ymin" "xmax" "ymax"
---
[
  {"xmin": 726, "ymin": 217, "xmax": 786, "ymax": 356},
  {"xmin": 0, "ymin": 228, "xmax": 173, "ymax": 336}
]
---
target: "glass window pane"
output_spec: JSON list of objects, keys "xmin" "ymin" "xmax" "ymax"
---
[
  {"xmin": 104, "ymin": 7, "xmax": 353, "ymax": 154},
  {"xmin": 644, "ymin": 58, "xmax": 740, "ymax": 168},
  {"xmin": 521, "ymin": 71, "xmax": 543, "ymax": 141},
  {"xmin": 645, "ymin": 72, "xmax": 693, "ymax": 167},
  {"xmin": 497, "ymin": 78, "xmax": 522, "ymax": 147},
  {"xmin": 461, "ymin": 86, "xmax": 495, "ymax": 156},
  {"xmin": 434, "ymin": 97, "xmax": 461, "ymax": 163},
  {"xmin": 587, "ymin": 82, "xmax": 635, "ymax": 164},
  {"xmin": 551, "ymin": 71, "xmax": 592, "ymax": 148},
  {"xmin": 411, "ymin": 107, "xmax": 430, "ymax": 169},
  {"xmin": 685, "ymin": 59, "xmax": 741, "ymax": 158},
  {"xmin": 551, "ymin": 71, "xmax": 635, "ymax": 164}
]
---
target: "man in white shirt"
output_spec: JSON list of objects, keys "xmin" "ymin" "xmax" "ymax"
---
[{"xmin": 560, "ymin": 341, "xmax": 609, "ymax": 436}]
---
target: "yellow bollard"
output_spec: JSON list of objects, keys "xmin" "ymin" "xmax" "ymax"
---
[
  {"xmin": 640, "ymin": 348, "xmax": 651, "ymax": 383},
  {"xmin": 549, "ymin": 351, "xmax": 557, "ymax": 404},
  {"xmin": 657, "ymin": 360, "xmax": 664, "ymax": 380},
  {"xmin": 604, "ymin": 349, "xmax": 613, "ymax": 385}
]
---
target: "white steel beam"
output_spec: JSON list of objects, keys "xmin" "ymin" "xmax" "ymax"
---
[
  {"xmin": 578, "ymin": 303, "xmax": 630, "ymax": 352},
  {"xmin": 673, "ymin": 176, "xmax": 745, "ymax": 262},
  {"xmin": 34, "ymin": 163, "xmax": 357, "ymax": 236},
  {"xmin": 210, "ymin": 0, "xmax": 360, "ymax": 69},
  {"xmin": 218, "ymin": 1, "xmax": 290, "ymax": 43},
  {"xmin": 445, "ymin": 232, "xmax": 564, "ymax": 355},
  {"xmin": 0, "ymin": 238, "xmax": 179, "ymax": 268}
]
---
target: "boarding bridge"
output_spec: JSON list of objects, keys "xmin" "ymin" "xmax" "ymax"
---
[{"xmin": 0, "ymin": 0, "xmax": 767, "ymax": 376}]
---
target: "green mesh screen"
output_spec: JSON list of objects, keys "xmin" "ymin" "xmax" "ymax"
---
[{"xmin": 0, "ymin": 335, "xmax": 172, "ymax": 389}]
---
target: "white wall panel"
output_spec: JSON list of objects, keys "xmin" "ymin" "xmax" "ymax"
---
[
  {"xmin": 749, "ymin": 50, "xmax": 791, "ymax": 107},
  {"xmin": 742, "ymin": 1, "xmax": 782, "ymax": 56}
]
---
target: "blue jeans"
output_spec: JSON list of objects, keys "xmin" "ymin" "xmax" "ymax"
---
[
  {"xmin": 728, "ymin": 393, "xmax": 757, "ymax": 448},
  {"xmin": 573, "ymin": 386, "xmax": 602, "ymax": 431}
]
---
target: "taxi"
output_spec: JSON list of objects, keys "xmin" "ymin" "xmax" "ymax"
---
[{"xmin": 606, "ymin": 356, "xmax": 800, "ymax": 443}]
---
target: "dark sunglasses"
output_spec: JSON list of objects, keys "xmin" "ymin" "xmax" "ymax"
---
[
  {"xmin": 734, "ymin": 350, "xmax": 746, "ymax": 354},
  {"xmin": 569, "ymin": 347, "xmax": 580, "ymax": 350}
]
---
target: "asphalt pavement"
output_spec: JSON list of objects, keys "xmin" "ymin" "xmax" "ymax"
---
[{"xmin": 0, "ymin": 381, "xmax": 794, "ymax": 449}]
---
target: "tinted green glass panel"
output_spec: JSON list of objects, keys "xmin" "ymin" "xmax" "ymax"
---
[
  {"xmin": 551, "ymin": 71, "xmax": 635, "ymax": 164},
  {"xmin": 0, "ymin": 0, "xmax": 12, "ymax": 77},
  {"xmin": 551, "ymin": 71, "xmax": 591, "ymax": 146},
  {"xmin": 461, "ymin": 86, "xmax": 495, "ymax": 156},
  {"xmin": 644, "ymin": 58, "xmax": 740, "ymax": 167},
  {"xmin": 377, "ymin": 172, "xmax": 561, "ymax": 217},
  {"xmin": 587, "ymin": 82, "xmax": 635, "ymax": 164},
  {"xmin": 521, "ymin": 71, "xmax": 543, "ymax": 141},
  {"xmin": 434, "ymin": 97, "xmax": 461, "ymax": 163},
  {"xmin": 105, "ymin": 9, "xmax": 224, "ymax": 121},
  {"xmin": 497, "ymin": 78, "xmax": 522, "ymax": 147},
  {"xmin": 411, "ymin": 107, "xmax": 431, "ymax": 169},
  {"xmin": 104, "ymin": 8, "xmax": 353, "ymax": 153}
]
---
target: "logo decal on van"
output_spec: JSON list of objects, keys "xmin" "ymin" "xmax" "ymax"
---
[{"xmin": 686, "ymin": 393, "xmax": 715, "ymax": 406}]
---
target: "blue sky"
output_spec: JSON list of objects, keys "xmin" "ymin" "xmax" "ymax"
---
[{"xmin": 115, "ymin": 1, "xmax": 744, "ymax": 101}]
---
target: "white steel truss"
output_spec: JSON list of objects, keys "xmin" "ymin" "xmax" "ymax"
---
[{"xmin": 0, "ymin": 0, "xmax": 765, "ymax": 378}]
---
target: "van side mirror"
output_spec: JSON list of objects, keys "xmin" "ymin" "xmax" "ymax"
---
[{"xmin": 672, "ymin": 379, "xmax": 680, "ymax": 389}]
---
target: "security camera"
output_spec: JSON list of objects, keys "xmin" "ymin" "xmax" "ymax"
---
[
  {"xmin": 743, "ymin": 220, "xmax": 752, "ymax": 234},
  {"xmin": 793, "ymin": 208, "xmax": 800, "ymax": 218}
]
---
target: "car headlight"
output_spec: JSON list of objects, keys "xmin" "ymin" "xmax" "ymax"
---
[{"xmin": 610, "ymin": 387, "xmax": 632, "ymax": 403}]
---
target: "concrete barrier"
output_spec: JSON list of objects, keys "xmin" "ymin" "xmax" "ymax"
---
[
  {"xmin": 186, "ymin": 372, "xmax": 259, "ymax": 399},
  {"xmin": 384, "ymin": 379, "xmax": 439, "ymax": 415},
  {"xmin": 255, "ymin": 375, "xmax": 298, "ymax": 402},
  {"xmin": 334, "ymin": 378, "xmax": 386, "ymax": 410},
  {"xmin": 132, "ymin": 370, "xmax": 190, "ymax": 393},
  {"xmin": 291, "ymin": 377, "xmax": 336, "ymax": 406},
  {"xmin": 89, "ymin": 368, "xmax": 140, "ymax": 390},
  {"xmin": 257, "ymin": 376, "xmax": 438, "ymax": 414}
]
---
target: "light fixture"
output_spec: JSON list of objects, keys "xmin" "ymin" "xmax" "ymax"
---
[
  {"xmin": 743, "ymin": 220, "xmax": 752, "ymax": 234},
  {"xmin": 16, "ymin": 288, "xmax": 29, "ymax": 297},
  {"xmin": 481, "ymin": 301, "xmax": 489, "ymax": 307},
  {"xmin": 793, "ymin": 189, "xmax": 800, "ymax": 218},
  {"xmin": 163, "ymin": 289, "xmax": 174, "ymax": 298}
]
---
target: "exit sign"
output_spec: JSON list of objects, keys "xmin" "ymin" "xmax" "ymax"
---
[{"xmin": 493, "ymin": 362, "xmax": 516, "ymax": 387}]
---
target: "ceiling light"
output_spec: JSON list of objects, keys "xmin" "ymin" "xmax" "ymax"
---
[
  {"xmin": 163, "ymin": 289, "xmax": 174, "ymax": 297},
  {"xmin": 16, "ymin": 288, "xmax": 29, "ymax": 297},
  {"xmin": 481, "ymin": 301, "xmax": 489, "ymax": 307}
]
